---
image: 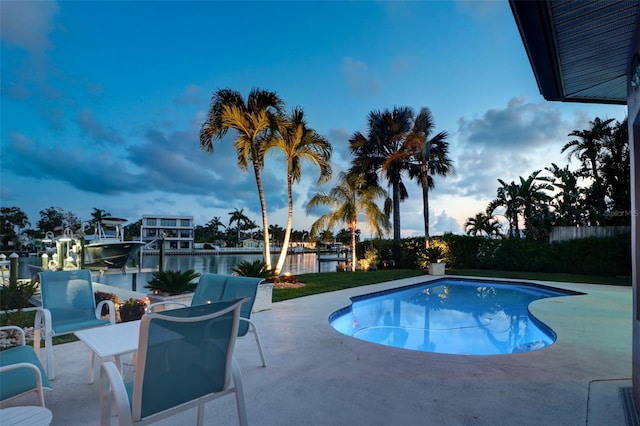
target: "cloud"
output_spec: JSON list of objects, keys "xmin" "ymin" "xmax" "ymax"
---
[
  {"xmin": 342, "ymin": 57, "xmax": 381, "ymax": 96},
  {"xmin": 76, "ymin": 109, "xmax": 125, "ymax": 144},
  {"xmin": 0, "ymin": 0, "xmax": 59, "ymax": 52},
  {"xmin": 449, "ymin": 98, "xmax": 569, "ymax": 202}
]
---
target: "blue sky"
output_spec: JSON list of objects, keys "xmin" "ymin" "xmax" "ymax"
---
[{"xmin": 0, "ymin": 1, "xmax": 627, "ymax": 238}]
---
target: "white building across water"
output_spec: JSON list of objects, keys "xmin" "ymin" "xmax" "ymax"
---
[{"xmin": 140, "ymin": 215, "xmax": 194, "ymax": 250}]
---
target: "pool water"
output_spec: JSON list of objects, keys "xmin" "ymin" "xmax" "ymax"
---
[{"xmin": 329, "ymin": 278, "xmax": 582, "ymax": 355}]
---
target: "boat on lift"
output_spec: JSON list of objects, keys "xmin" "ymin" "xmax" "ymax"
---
[{"xmin": 83, "ymin": 217, "xmax": 144, "ymax": 270}]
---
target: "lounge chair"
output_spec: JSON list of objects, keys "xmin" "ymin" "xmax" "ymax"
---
[
  {"xmin": 34, "ymin": 269, "xmax": 116, "ymax": 379},
  {"xmin": 99, "ymin": 299, "xmax": 249, "ymax": 426},
  {"xmin": 0, "ymin": 326, "xmax": 51, "ymax": 407},
  {"xmin": 148, "ymin": 273, "xmax": 267, "ymax": 367}
]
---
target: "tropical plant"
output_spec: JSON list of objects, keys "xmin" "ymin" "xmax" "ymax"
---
[
  {"xmin": 145, "ymin": 269, "xmax": 201, "ymax": 295},
  {"xmin": 464, "ymin": 212, "xmax": 501, "ymax": 238},
  {"xmin": 544, "ymin": 163, "xmax": 584, "ymax": 226},
  {"xmin": 306, "ymin": 171, "xmax": 391, "ymax": 272},
  {"xmin": 601, "ymin": 118, "xmax": 630, "ymax": 224},
  {"xmin": 349, "ymin": 107, "xmax": 413, "ymax": 241},
  {"xmin": 562, "ymin": 117, "xmax": 614, "ymax": 222},
  {"xmin": 403, "ymin": 107, "xmax": 453, "ymax": 248},
  {"xmin": 267, "ymin": 107, "xmax": 333, "ymax": 275},
  {"xmin": 200, "ymin": 87, "xmax": 285, "ymax": 270},
  {"xmin": 232, "ymin": 260, "xmax": 276, "ymax": 281},
  {"xmin": 228, "ymin": 208, "xmax": 251, "ymax": 245}
]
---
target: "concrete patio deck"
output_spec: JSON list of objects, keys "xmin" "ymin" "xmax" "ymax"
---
[{"xmin": 1, "ymin": 275, "xmax": 633, "ymax": 425}]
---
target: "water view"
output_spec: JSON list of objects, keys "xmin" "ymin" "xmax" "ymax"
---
[{"xmin": 18, "ymin": 252, "xmax": 342, "ymax": 292}]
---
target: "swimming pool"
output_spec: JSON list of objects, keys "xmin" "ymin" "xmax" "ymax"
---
[{"xmin": 329, "ymin": 278, "xmax": 583, "ymax": 355}]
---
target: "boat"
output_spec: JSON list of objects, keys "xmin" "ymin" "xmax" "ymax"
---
[{"xmin": 83, "ymin": 218, "xmax": 145, "ymax": 270}]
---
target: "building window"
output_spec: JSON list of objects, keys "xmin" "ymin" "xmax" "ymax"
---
[
  {"xmin": 161, "ymin": 219, "xmax": 177, "ymax": 227},
  {"xmin": 180, "ymin": 219, "xmax": 191, "ymax": 227},
  {"xmin": 146, "ymin": 218, "xmax": 156, "ymax": 226}
]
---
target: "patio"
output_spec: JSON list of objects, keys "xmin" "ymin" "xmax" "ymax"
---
[{"xmin": 2, "ymin": 275, "xmax": 632, "ymax": 425}]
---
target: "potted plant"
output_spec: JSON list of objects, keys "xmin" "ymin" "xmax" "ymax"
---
[
  {"xmin": 425, "ymin": 246, "xmax": 446, "ymax": 276},
  {"xmin": 118, "ymin": 297, "xmax": 147, "ymax": 322},
  {"xmin": 145, "ymin": 269, "xmax": 201, "ymax": 307},
  {"xmin": 231, "ymin": 260, "xmax": 275, "ymax": 312}
]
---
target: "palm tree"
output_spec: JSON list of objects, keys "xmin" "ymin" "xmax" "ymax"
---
[
  {"xmin": 349, "ymin": 107, "xmax": 413, "ymax": 240},
  {"xmin": 487, "ymin": 180, "xmax": 521, "ymax": 238},
  {"xmin": 464, "ymin": 212, "xmax": 501, "ymax": 237},
  {"xmin": 267, "ymin": 107, "xmax": 333, "ymax": 274},
  {"xmin": 89, "ymin": 208, "xmax": 110, "ymax": 234},
  {"xmin": 545, "ymin": 163, "xmax": 583, "ymax": 226},
  {"xmin": 228, "ymin": 208, "xmax": 250, "ymax": 245},
  {"xmin": 601, "ymin": 118, "xmax": 630, "ymax": 222},
  {"xmin": 306, "ymin": 172, "xmax": 390, "ymax": 272},
  {"xmin": 402, "ymin": 107, "xmax": 453, "ymax": 248},
  {"xmin": 199, "ymin": 87, "xmax": 285, "ymax": 270},
  {"xmin": 562, "ymin": 117, "xmax": 614, "ymax": 221}
]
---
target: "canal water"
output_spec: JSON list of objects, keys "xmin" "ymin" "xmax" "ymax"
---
[{"xmin": 17, "ymin": 252, "xmax": 345, "ymax": 292}]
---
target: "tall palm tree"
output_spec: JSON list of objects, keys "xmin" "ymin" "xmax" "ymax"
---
[
  {"xmin": 349, "ymin": 107, "xmax": 413, "ymax": 240},
  {"xmin": 199, "ymin": 87, "xmax": 285, "ymax": 270},
  {"xmin": 228, "ymin": 208, "xmax": 250, "ymax": 245},
  {"xmin": 601, "ymin": 118, "xmax": 630, "ymax": 221},
  {"xmin": 562, "ymin": 117, "xmax": 614, "ymax": 221},
  {"xmin": 402, "ymin": 108, "xmax": 453, "ymax": 248},
  {"xmin": 306, "ymin": 172, "xmax": 390, "ymax": 272},
  {"xmin": 267, "ymin": 107, "xmax": 333, "ymax": 274}
]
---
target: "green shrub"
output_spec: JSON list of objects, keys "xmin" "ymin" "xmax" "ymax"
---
[
  {"xmin": 145, "ymin": 269, "xmax": 201, "ymax": 295},
  {"xmin": 231, "ymin": 260, "xmax": 276, "ymax": 281}
]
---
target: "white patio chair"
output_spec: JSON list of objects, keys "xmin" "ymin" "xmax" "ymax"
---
[
  {"xmin": 34, "ymin": 269, "xmax": 116, "ymax": 379},
  {"xmin": 99, "ymin": 298, "xmax": 249, "ymax": 426}
]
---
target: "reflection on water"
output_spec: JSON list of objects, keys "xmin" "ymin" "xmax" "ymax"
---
[
  {"xmin": 330, "ymin": 279, "xmax": 578, "ymax": 355},
  {"xmin": 17, "ymin": 252, "xmax": 339, "ymax": 291}
]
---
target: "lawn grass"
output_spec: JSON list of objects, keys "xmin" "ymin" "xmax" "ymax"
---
[{"xmin": 273, "ymin": 269, "xmax": 424, "ymax": 302}]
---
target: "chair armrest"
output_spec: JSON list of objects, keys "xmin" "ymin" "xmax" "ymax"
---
[
  {"xmin": 34, "ymin": 308, "xmax": 53, "ymax": 335},
  {"xmin": 0, "ymin": 362, "xmax": 46, "ymax": 406},
  {"xmin": 0, "ymin": 326, "xmax": 26, "ymax": 346},
  {"xmin": 95, "ymin": 300, "xmax": 117, "ymax": 325},
  {"xmin": 147, "ymin": 301, "xmax": 188, "ymax": 313},
  {"xmin": 100, "ymin": 361, "xmax": 133, "ymax": 426}
]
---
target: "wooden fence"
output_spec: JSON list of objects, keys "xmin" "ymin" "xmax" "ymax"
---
[{"xmin": 548, "ymin": 226, "xmax": 630, "ymax": 242}]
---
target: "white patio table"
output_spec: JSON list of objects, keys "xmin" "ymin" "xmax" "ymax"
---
[{"xmin": 74, "ymin": 320, "xmax": 140, "ymax": 384}]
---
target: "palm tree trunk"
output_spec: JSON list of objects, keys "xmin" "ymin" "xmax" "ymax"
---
[
  {"xmin": 392, "ymin": 181, "xmax": 401, "ymax": 240},
  {"xmin": 350, "ymin": 224, "xmax": 357, "ymax": 272},
  {"xmin": 253, "ymin": 163, "xmax": 272, "ymax": 270},
  {"xmin": 421, "ymin": 169, "xmax": 430, "ymax": 249},
  {"xmin": 274, "ymin": 174, "xmax": 294, "ymax": 275}
]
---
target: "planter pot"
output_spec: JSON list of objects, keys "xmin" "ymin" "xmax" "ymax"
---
[
  {"xmin": 428, "ymin": 262, "xmax": 446, "ymax": 276},
  {"xmin": 147, "ymin": 292, "xmax": 195, "ymax": 311},
  {"xmin": 252, "ymin": 283, "xmax": 274, "ymax": 313},
  {"xmin": 119, "ymin": 305, "xmax": 146, "ymax": 322}
]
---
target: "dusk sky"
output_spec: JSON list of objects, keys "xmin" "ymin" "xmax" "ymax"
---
[{"xmin": 1, "ymin": 1, "xmax": 627, "ymax": 239}]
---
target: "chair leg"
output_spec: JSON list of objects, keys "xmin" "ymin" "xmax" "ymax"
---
[
  {"xmin": 45, "ymin": 335, "xmax": 55, "ymax": 380},
  {"xmin": 248, "ymin": 320, "xmax": 267, "ymax": 367},
  {"xmin": 232, "ymin": 358, "xmax": 248, "ymax": 426},
  {"xmin": 196, "ymin": 404, "xmax": 205, "ymax": 426}
]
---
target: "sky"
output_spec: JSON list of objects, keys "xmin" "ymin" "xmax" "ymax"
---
[{"xmin": 0, "ymin": 0, "xmax": 628, "ymax": 239}]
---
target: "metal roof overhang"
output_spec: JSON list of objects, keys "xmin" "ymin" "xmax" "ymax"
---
[{"xmin": 509, "ymin": 0, "xmax": 639, "ymax": 105}]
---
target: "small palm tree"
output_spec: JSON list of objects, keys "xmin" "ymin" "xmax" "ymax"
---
[
  {"xmin": 232, "ymin": 260, "xmax": 275, "ymax": 281},
  {"xmin": 306, "ymin": 172, "xmax": 390, "ymax": 272},
  {"xmin": 145, "ymin": 269, "xmax": 201, "ymax": 295}
]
